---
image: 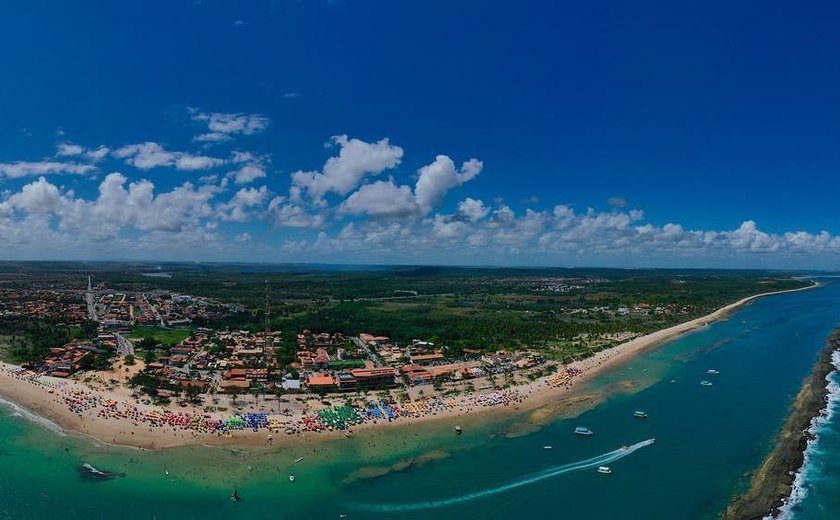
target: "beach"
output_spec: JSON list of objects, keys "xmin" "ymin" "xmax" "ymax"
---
[
  {"xmin": 0, "ymin": 282, "xmax": 818, "ymax": 452},
  {"xmin": 0, "ymin": 279, "xmax": 836, "ymax": 520}
]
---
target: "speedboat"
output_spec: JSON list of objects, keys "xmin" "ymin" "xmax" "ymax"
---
[
  {"xmin": 574, "ymin": 427, "xmax": 594, "ymax": 436},
  {"xmin": 700, "ymin": 380, "xmax": 713, "ymax": 386},
  {"xmin": 633, "ymin": 411, "xmax": 648, "ymax": 419},
  {"xmin": 289, "ymin": 474, "xmax": 296, "ymax": 483},
  {"xmin": 597, "ymin": 466, "xmax": 612, "ymax": 474},
  {"xmin": 707, "ymin": 369, "xmax": 720, "ymax": 375}
]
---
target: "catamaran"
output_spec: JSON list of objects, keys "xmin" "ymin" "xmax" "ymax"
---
[{"xmin": 574, "ymin": 426, "xmax": 594, "ymax": 436}]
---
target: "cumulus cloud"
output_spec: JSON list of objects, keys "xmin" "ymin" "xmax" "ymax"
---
[
  {"xmin": 56, "ymin": 143, "xmax": 110, "ymax": 162},
  {"xmin": 266, "ymin": 195, "xmax": 326, "ymax": 228},
  {"xmin": 0, "ymin": 161, "xmax": 97, "ymax": 179},
  {"xmin": 291, "ymin": 135, "xmax": 404, "ymax": 203},
  {"xmin": 218, "ymin": 186, "xmax": 269, "ymax": 222},
  {"xmin": 227, "ymin": 151, "xmax": 269, "ymax": 184},
  {"xmin": 414, "ymin": 155, "xmax": 483, "ymax": 213},
  {"xmin": 190, "ymin": 109, "xmax": 269, "ymax": 143},
  {"xmin": 335, "ymin": 154, "xmax": 483, "ymax": 219},
  {"xmin": 114, "ymin": 142, "xmax": 225, "ymax": 171},
  {"xmin": 4, "ymin": 131, "xmax": 840, "ymax": 268},
  {"xmin": 340, "ymin": 179, "xmax": 420, "ymax": 218}
]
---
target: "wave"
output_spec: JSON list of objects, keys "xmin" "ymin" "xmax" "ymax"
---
[
  {"xmin": 0, "ymin": 394, "xmax": 66, "ymax": 436},
  {"xmin": 772, "ymin": 349, "xmax": 840, "ymax": 520},
  {"xmin": 352, "ymin": 439, "xmax": 655, "ymax": 512}
]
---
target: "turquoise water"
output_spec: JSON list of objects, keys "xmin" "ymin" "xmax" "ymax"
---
[{"xmin": 1, "ymin": 282, "xmax": 840, "ymax": 519}]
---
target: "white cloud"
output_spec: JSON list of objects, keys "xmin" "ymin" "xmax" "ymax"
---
[
  {"xmin": 268, "ymin": 196, "xmax": 326, "ymax": 228},
  {"xmin": 56, "ymin": 143, "xmax": 84, "ymax": 157},
  {"xmin": 56, "ymin": 143, "xmax": 111, "ymax": 162},
  {"xmin": 114, "ymin": 142, "xmax": 225, "ymax": 171},
  {"xmin": 414, "ymin": 155, "xmax": 483, "ymax": 213},
  {"xmin": 190, "ymin": 109, "xmax": 269, "ymax": 143},
  {"xmin": 455, "ymin": 198, "xmax": 490, "ymax": 222},
  {"xmin": 227, "ymin": 151, "xmax": 269, "ymax": 184},
  {"xmin": 218, "ymin": 186, "xmax": 269, "ymax": 222},
  {"xmin": 291, "ymin": 135, "xmax": 404, "ymax": 203},
  {"xmin": 340, "ymin": 179, "xmax": 420, "ymax": 218},
  {"xmin": 0, "ymin": 161, "xmax": 97, "ymax": 179}
]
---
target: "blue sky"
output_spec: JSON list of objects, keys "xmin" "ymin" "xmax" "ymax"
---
[{"xmin": 1, "ymin": 0, "xmax": 839, "ymax": 268}]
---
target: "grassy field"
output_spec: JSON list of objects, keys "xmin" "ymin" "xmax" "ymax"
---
[{"xmin": 127, "ymin": 326, "xmax": 193, "ymax": 346}]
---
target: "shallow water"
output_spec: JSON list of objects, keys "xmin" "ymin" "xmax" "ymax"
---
[{"xmin": 1, "ymin": 281, "xmax": 839, "ymax": 519}]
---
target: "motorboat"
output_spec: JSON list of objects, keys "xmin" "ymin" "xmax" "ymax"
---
[
  {"xmin": 700, "ymin": 380, "xmax": 713, "ymax": 386},
  {"xmin": 543, "ymin": 445, "xmax": 553, "ymax": 450},
  {"xmin": 633, "ymin": 411, "xmax": 648, "ymax": 419},
  {"xmin": 597, "ymin": 466, "xmax": 612, "ymax": 474},
  {"xmin": 707, "ymin": 369, "xmax": 720, "ymax": 375},
  {"xmin": 231, "ymin": 487, "xmax": 240, "ymax": 502},
  {"xmin": 289, "ymin": 474, "xmax": 296, "ymax": 483},
  {"xmin": 574, "ymin": 427, "xmax": 594, "ymax": 436}
]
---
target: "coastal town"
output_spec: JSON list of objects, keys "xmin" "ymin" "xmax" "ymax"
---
[
  {"xmin": 0, "ymin": 272, "xmax": 813, "ymax": 450},
  {"xmin": 0, "ymin": 278, "xmax": 591, "ymax": 447}
]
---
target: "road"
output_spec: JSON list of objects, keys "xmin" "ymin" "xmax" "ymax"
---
[
  {"xmin": 85, "ymin": 290, "xmax": 98, "ymax": 322},
  {"xmin": 352, "ymin": 337, "xmax": 383, "ymax": 368},
  {"xmin": 115, "ymin": 333, "xmax": 135, "ymax": 356}
]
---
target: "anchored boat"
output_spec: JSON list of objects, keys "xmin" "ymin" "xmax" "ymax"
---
[
  {"xmin": 574, "ymin": 426, "xmax": 594, "ymax": 436},
  {"xmin": 633, "ymin": 411, "xmax": 648, "ymax": 419},
  {"xmin": 700, "ymin": 380, "xmax": 713, "ymax": 386}
]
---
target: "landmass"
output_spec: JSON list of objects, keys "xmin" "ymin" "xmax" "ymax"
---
[
  {"xmin": 722, "ymin": 328, "xmax": 840, "ymax": 520},
  {"xmin": 0, "ymin": 263, "xmax": 817, "ymax": 450}
]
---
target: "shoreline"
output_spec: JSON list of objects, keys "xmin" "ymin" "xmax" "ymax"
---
[
  {"xmin": 0, "ymin": 281, "xmax": 819, "ymax": 452},
  {"xmin": 722, "ymin": 327, "xmax": 840, "ymax": 520}
]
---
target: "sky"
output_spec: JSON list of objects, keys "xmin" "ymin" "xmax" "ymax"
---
[{"xmin": 1, "ymin": 0, "xmax": 840, "ymax": 268}]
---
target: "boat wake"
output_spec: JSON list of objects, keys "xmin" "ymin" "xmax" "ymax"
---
[
  {"xmin": 773, "ymin": 349, "xmax": 840, "ymax": 520},
  {"xmin": 0, "ymin": 395, "xmax": 66, "ymax": 436},
  {"xmin": 352, "ymin": 439, "xmax": 655, "ymax": 512}
]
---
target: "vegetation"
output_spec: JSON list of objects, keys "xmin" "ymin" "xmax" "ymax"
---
[
  {"xmin": 0, "ymin": 318, "xmax": 97, "ymax": 364},
  {"xmin": 0, "ymin": 262, "xmax": 811, "ymax": 364},
  {"xmin": 127, "ymin": 326, "xmax": 192, "ymax": 346}
]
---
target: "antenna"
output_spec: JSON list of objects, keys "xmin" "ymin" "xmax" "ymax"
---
[{"xmin": 264, "ymin": 280, "xmax": 270, "ymax": 336}]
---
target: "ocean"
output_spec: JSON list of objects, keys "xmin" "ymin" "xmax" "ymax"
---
[{"xmin": 1, "ymin": 281, "xmax": 840, "ymax": 519}]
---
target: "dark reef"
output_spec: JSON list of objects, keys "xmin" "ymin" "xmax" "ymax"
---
[{"xmin": 722, "ymin": 330, "xmax": 839, "ymax": 520}]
